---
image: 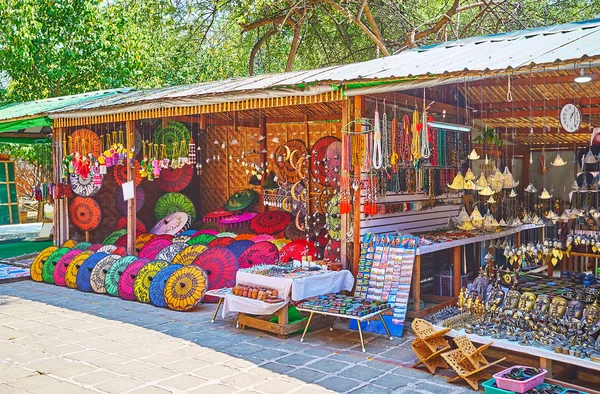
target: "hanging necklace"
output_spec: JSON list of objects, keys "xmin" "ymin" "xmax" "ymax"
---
[
  {"xmin": 411, "ymin": 109, "xmax": 421, "ymax": 165},
  {"xmin": 382, "ymin": 107, "xmax": 390, "ymax": 169},
  {"xmin": 400, "ymin": 115, "xmax": 410, "ymax": 165},
  {"xmin": 390, "ymin": 107, "xmax": 399, "ymax": 168},
  {"xmin": 372, "ymin": 104, "xmax": 383, "ymax": 170}
]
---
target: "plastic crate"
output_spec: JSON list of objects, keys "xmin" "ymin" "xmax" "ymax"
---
[
  {"xmin": 493, "ymin": 366, "xmax": 547, "ymax": 393},
  {"xmin": 483, "ymin": 378, "xmax": 514, "ymax": 394},
  {"xmin": 560, "ymin": 390, "xmax": 588, "ymax": 394}
]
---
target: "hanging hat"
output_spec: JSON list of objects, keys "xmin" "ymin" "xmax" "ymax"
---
[
  {"xmin": 551, "ymin": 153, "xmax": 567, "ymax": 167},
  {"xmin": 499, "ymin": 218, "xmax": 507, "ymax": 227},
  {"xmin": 468, "ymin": 149, "xmax": 480, "ymax": 160},
  {"xmin": 470, "ymin": 206, "xmax": 483, "ymax": 221},
  {"xmin": 458, "ymin": 221, "xmax": 475, "ymax": 231},
  {"xmin": 539, "ymin": 188, "xmax": 553, "ymax": 199},
  {"xmin": 584, "ymin": 150, "xmax": 597, "ymax": 164},
  {"xmin": 457, "ymin": 207, "xmax": 471, "ymax": 224},
  {"xmin": 502, "ymin": 167, "xmax": 519, "ymax": 189},
  {"xmin": 487, "ymin": 195, "xmax": 496, "ymax": 204},
  {"xmin": 476, "ymin": 175, "xmax": 489, "ymax": 189},
  {"xmin": 447, "ymin": 172, "xmax": 465, "ymax": 190},
  {"xmin": 509, "ymin": 189, "xmax": 517, "ymax": 198},
  {"xmin": 478, "ymin": 186, "xmax": 495, "ymax": 196},
  {"xmin": 464, "ymin": 168, "xmax": 476, "ymax": 181},
  {"xmin": 464, "ymin": 180, "xmax": 482, "ymax": 191},
  {"xmin": 524, "ymin": 183, "xmax": 537, "ymax": 193}
]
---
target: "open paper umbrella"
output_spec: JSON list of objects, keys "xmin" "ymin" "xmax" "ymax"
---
[
  {"xmin": 271, "ymin": 238, "xmax": 291, "ymax": 250},
  {"xmin": 234, "ymin": 233, "xmax": 254, "ymax": 241},
  {"xmin": 90, "ymin": 254, "xmax": 121, "ymax": 293},
  {"xmin": 155, "ymin": 193, "xmax": 196, "ymax": 222},
  {"xmin": 324, "ymin": 240, "xmax": 341, "ymax": 262},
  {"xmin": 97, "ymin": 245, "xmax": 117, "ymax": 254},
  {"xmin": 53, "ymin": 250, "xmax": 82, "ymax": 286},
  {"xmin": 72, "ymin": 242, "xmax": 92, "ymax": 251},
  {"xmin": 325, "ymin": 141, "xmax": 342, "ymax": 188},
  {"xmin": 105, "ymin": 256, "xmax": 138, "ymax": 296},
  {"xmin": 203, "ymin": 209, "xmax": 233, "ymax": 223},
  {"xmin": 112, "ymin": 246, "xmax": 127, "ymax": 256},
  {"xmin": 284, "ymin": 221, "xmax": 305, "ymax": 240},
  {"xmin": 279, "ymin": 239, "xmax": 317, "ymax": 262},
  {"xmin": 164, "ymin": 265, "xmax": 208, "ymax": 311},
  {"xmin": 274, "ymin": 140, "xmax": 307, "ymax": 183},
  {"xmin": 31, "ymin": 246, "xmax": 58, "ymax": 282},
  {"xmin": 113, "ymin": 161, "xmax": 141, "ymax": 187},
  {"xmin": 116, "ymin": 217, "xmax": 147, "ymax": 233},
  {"xmin": 208, "ymin": 237, "xmax": 234, "ymax": 248},
  {"xmin": 157, "ymin": 165, "xmax": 193, "ymax": 192},
  {"xmin": 310, "ymin": 136, "xmax": 340, "ymax": 185},
  {"xmin": 70, "ymin": 196, "xmax": 102, "ymax": 232},
  {"xmin": 216, "ymin": 232, "xmax": 237, "ymax": 238},
  {"xmin": 250, "ymin": 211, "xmax": 291, "ymax": 235},
  {"xmin": 251, "ymin": 234, "xmax": 275, "ymax": 243},
  {"xmin": 154, "ymin": 121, "xmax": 191, "ymax": 157},
  {"xmin": 42, "ymin": 247, "xmax": 70, "ymax": 284},
  {"xmin": 226, "ymin": 240, "xmax": 254, "ymax": 260},
  {"xmin": 134, "ymin": 261, "xmax": 169, "ymax": 303},
  {"xmin": 238, "ymin": 242, "xmax": 279, "ymax": 268},
  {"xmin": 61, "ymin": 240, "xmax": 77, "ymax": 248},
  {"xmin": 88, "ymin": 244, "xmax": 102, "ymax": 252},
  {"xmin": 172, "ymin": 244, "xmax": 207, "ymax": 266},
  {"xmin": 153, "ymin": 234, "xmax": 174, "ymax": 242},
  {"xmin": 115, "ymin": 186, "xmax": 145, "ymax": 217},
  {"xmin": 139, "ymin": 239, "xmax": 172, "ymax": 259},
  {"xmin": 118, "ymin": 259, "xmax": 150, "ymax": 300},
  {"xmin": 65, "ymin": 251, "xmax": 94, "ymax": 288},
  {"xmin": 187, "ymin": 233, "xmax": 216, "ymax": 246},
  {"xmin": 114, "ymin": 234, "xmax": 128, "ymax": 248},
  {"xmin": 71, "ymin": 129, "xmax": 102, "ymax": 157},
  {"xmin": 151, "ymin": 212, "xmax": 189, "ymax": 235},
  {"xmin": 192, "ymin": 247, "xmax": 238, "ymax": 302},
  {"xmin": 70, "ymin": 173, "xmax": 102, "ymax": 197},
  {"xmin": 76, "ymin": 252, "xmax": 108, "ymax": 292},
  {"xmin": 195, "ymin": 229, "xmax": 218, "ymax": 236},
  {"xmin": 224, "ymin": 189, "xmax": 258, "ymax": 212},
  {"xmin": 172, "ymin": 235, "xmax": 191, "ymax": 243},
  {"xmin": 136, "ymin": 233, "xmax": 156, "ymax": 251},
  {"xmin": 179, "ymin": 230, "xmax": 197, "ymax": 236},
  {"xmin": 155, "ymin": 243, "xmax": 188, "ymax": 262},
  {"xmin": 149, "ymin": 264, "xmax": 183, "ymax": 307},
  {"xmin": 103, "ymin": 229, "xmax": 127, "ymax": 245}
]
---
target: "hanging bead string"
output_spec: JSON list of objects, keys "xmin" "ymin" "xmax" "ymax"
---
[
  {"xmin": 382, "ymin": 107, "xmax": 390, "ymax": 169},
  {"xmin": 411, "ymin": 109, "xmax": 421, "ymax": 165},
  {"xmin": 390, "ymin": 108, "xmax": 399, "ymax": 167},
  {"xmin": 401, "ymin": 115, "xmax": 411, "ymax": 165},
  {"xmin": 420, "ymin": 103, "xmax": 431, "ymax": 159},
  {"xmin": 372, "ymin": 105, "xmax": 382, "ymax": 170}
]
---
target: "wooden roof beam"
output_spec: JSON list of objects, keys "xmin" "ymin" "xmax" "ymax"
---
[
  {"xmin": 370, "ymin": 92, "xmax": 460, "ymax": 116},
  {"xmin": 476, "ymin": 73, "xmax": 596, "ymax": 87},
  {"xmin": 479, "ymin": 106, "xmax": 600, "ymax": 120},
  {"xmin": 474, "ymin": 96, "xmax": 600, "ymax": 111}
]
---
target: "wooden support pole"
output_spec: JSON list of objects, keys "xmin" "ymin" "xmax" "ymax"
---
[
  {"xmin": 126, "ymin": 121, "xmax": 137, "ymax": 255},
  {"xmin": 352, "ymin": 96, "xmax": 364, "ymax": 278},
  {"xmin": 413, "ymin": 255, "xmax": 421, "ymax": 312},
  {"xmin": 453, "ymin": 246, "xmax": 461, "ymax": 297}
]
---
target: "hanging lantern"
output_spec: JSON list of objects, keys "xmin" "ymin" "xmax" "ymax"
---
[{"xmin": 551, "ymin": 153, "xmax": 567, "ymax": 167}]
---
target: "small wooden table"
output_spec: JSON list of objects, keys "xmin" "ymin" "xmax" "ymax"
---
[
  {"xmin": 296, "ymin": 306, "xmax": 393, "ymax": 352},
  {"xmin": 205, "ymin": 287, "xmax": 232, "ymax": 323}
]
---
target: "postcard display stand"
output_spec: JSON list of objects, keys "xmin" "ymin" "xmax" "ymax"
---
[{"xmin": 350, "ymin": 233, "xmax": 418, "ymax": 336}]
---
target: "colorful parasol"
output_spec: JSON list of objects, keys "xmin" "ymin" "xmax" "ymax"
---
[
  {"xmin": 279, "ymin": 239, "xmax": 317, "ymax": 262},
  {"xmin": 133, "ymin": 261, "xmax": 169, "ymax": 303},
  {"xmin": 250, "ymin": 211, "xmax": 291, "ymax": 235},
  {"xmin": 164, "ymin": 265, "xmax": 208, "ymax": 311},
  {"xmin": 274, "ymin": 139, "xmax": 308, "ymax": 183},
  {"xmin": 151, "ymin": 212, "xmax": 189, "ymax": 235},
  {"xmin": 103, "ymin": 229, "xmax": 127, "ymax": 245},
  {"xmin": 113, "ymin": 161, "xmax": 141, "ymax": 187},
  {"xmin": 72, "ymin": 242, "xmax": 92, "ymax": 251},
  {"xmin": 115, "ymin": 186, "xmax": 145, "ymax": 217},
  {"xmin": 154, "ymin": 121, "xmax": 191, "ymax": 157},
  {"xmin": 117, "ymin": 216, "xmax": 147, "ymax": 233},
  {"xmin": 284, "ymin": 221, "xmax": 305, "ymax": 240},
  {"xmin": 88, "ymin": 244, "xmax": 102, "ymax": 252},
  {"xmin": 234, "ymin": 233, "xmax": 254, "ymax": 241},
  {"xmin": 118, "ymin": 259, "xmax": 150, "ymax": 301},
  {"xmin": 90, "ymin": 254, "xmax": 121, "ymax": 293},
  {"xmin": 310, "ymin": 136, "xmax": 340, "ymax": 185},
  {"xmin": 65, "ymin": 251, "xmax": 94, "ymax": 288},
  {"xmin": 251, "ymin": 234, "xmax": 275, "ymax": 243},
  {"xmin": 155, "ymin": 243, "xmax": 188, "ymax": 262},
  {"xmin": 112, "ymin": 246, "xmax": 127, "ymax": 256},
  {"xmin": 76, "ymin": 252, "xmax": 108, "ymax": 292},
  {"xmin": 271, "ymin": 238, "xmax": 291, "ymax": 250},
  {"xmin": 53, "ymin": 250, "xmax": 82, "ymax": 286},
  {"xmin": 193, "ymin": 247, "xmax": 239, "ymax": 302},
  {"xmin": 325, "ymin": 141, "xmax": 342, "ymax": 187},
  {"xmin": 217, "ymin": 232, "xmax": 237, "ymax": 238},
  {"xmin": 139, "ymin": 239, "xmax": 172, "ymax": 259},
  {"xmin": 104, "ymin": 256, "xmax": 138, "ymax": 296},
  {"xmin": 97, "ymin": 245, "xmax": 117, "ymax": 253},
  {"xmin": 187, "ymin": 233, "xmax": 216, "ymax": 246},
  {"xmin": 324, "ymin": 240, "xmax": 341, "ymax": 262},
  {"xmin": 149, "ymin": 264, "xmax": 183, "ymax": 307},
  {"xmin": 196, "ymin": 229, "xmax": 219, "ymax": 236},
  {"xmin": 114, "ymin": 234, "xmax": 128, "ymax": 248},
  {"xmin": 172, "ymin": 235, "xmax": 191, "ymax": 243},
  {"xmin": 70, "ymin": 196, "xmax": 102, "ymax": 232},
  {"xmin": 61, "ymin": 239, "xmax": 77, "ymax": 248},
  {"xmin": 155, "ymin": 193, "xmax": 196, "ymax": 222},
  {"xmin": 153, "ymin": 234, "xmax": 174, "ymax": 242},
  {"xmin": 237, "ymin": 242, "xmax": 279, "ymax": 268},
  {"xmin": 71, "ymin": 129, "xmax": 102, "ymax": 157},
  {"xmin": 208, "ymin": 237, "xmax": 235, "ymax": 248},
  {"xmin": 203, "ymin": 209, "xmax": 233, "ymax": 223},
  {"xmin": 31, "ymin": 246, "xmax": 57, "ymax": 282},
  {"xmin": 226, "ymin": 240, "xmax": 254, "ymax": 260},
  {"xmin": 157, "ymin": 165, "xmax": 193, "ymax": 192},
  {"xmin": 179, "ymin": 230, "xmax": 197, "ymax": 236},
  {"xmin": 219, "ymin": 212, "xmax": 257, "ymax": 228},
  {"xmin": 172, "ymin": 244, "xmax": 207, "ymax": 266},
  {"xmin": 42, "ymin": 247, "xmax": 70, "ymax": 284},
  {"xmin": 136, "ymin": 233, "xmax": 156, "ymax": 251},
  {"xmin": 70, "ymin": 173, "xmax": 102, "ymax": 197},
  {"xmin": 224, "ymin": 189, "xmax": 258, "ymax": 212}
]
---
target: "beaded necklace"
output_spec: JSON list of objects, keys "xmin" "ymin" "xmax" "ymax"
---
[
  {"xmin": 382, "ymin": 111, "xmax": 390, "ymax": 169},
  {"xmin": 372, "ymin": 106, "xmax": 382, "ymax": 170},
  {"xmin": 411, "ymin": 110, "xmax": 421, "ymax": 165},
  {"xmin": 390, "ymin": 115, "xmax": 399, "ymax": 167},
  {"xmin": 401, "ymin": 115, "xmax": 411, "ymax": 165}
]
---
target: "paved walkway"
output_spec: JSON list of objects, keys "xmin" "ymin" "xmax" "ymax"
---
[{"xmin": 0, "ymin": 282, "xmax": 475, "ymax": 393}]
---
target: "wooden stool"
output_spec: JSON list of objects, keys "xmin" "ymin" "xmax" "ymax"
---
[{"xmin": 411, "ymin": 318, "xmax": 451, "ymax": 374}]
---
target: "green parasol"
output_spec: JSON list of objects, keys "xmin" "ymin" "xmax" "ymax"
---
[
  {"xmin": 42, "ymin": 247, "xmax": 70, "ymax": 284},
  {"xmin": 72, "ymin": 242, "xmax": 92, "ymax": 251},
  {"xmin": 133, "ymin": 260, "xmax": 169, "ymax": 303},
  {"xmin": 223, "ymin": 189, "xmax": 258, "ymax": 212},
  {"xmin": 154, "ymin": 121, "xmax": 191, "ymax": 157},
  {"xmin": 103, "ymin": 229, "xmax": 128, "ymax": 245},
  {"xmin": 187, "ymin": 233, "xmax": 217, "ymax": 246},
  {"xmin": 104, "ymin": 256, "xmax": 138, "ymax": 296},
  {"xmin": 154, "ymin": 193, "xmax": 196, "ymax": 223}
]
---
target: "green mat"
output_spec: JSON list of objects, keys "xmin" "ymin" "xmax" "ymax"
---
[{"xmin": 0, "ymin": 240, "xmax": 54, "ymax": 259}]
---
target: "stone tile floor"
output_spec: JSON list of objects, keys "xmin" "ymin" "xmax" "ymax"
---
[{"xmin": 0, "ymin": 281, "xmax": 477, "ymax": 393}]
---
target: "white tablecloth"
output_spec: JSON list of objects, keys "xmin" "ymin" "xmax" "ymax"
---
[{"xmin": 223, "ymin": 270, "xmax": 355, "ymax": 317}]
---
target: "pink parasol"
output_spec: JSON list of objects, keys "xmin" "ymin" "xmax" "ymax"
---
[
  {"xmin": 279, "ymin": 239, "xmax": 317, "ymax": 262},
  {"xmin": 218, "ymin": 212, "xmax": 257, "ymax": 228},
  {"xmin": 150, "ymin": 212, "xmax": 189, "ymax": 235},
  {"xmin": 192, "ymin": 247, "xmax": 239, "ymax": 302},
  {"xmin": 208, "ymin": 237, "xmax": 235, "ymax": 248},
  {"xmin": 53, "ymin": 250, "xmax": 82, "ymax": 286},
  {"xmin": 117, "ymin": 259, "xmax": 150, "ymax": 301},
  {"xmin": 88, "ymin": 244, "xmax": 102, "ymax": 252},
  {"xmin": 139, "ymin": 239, "xmax": 172, "ymax": 259},
  {"xmin": 251, "ymin": 234, "xmax": 275, "ymax": 243},
  {"xmin": 237, "ymin": 241, "xmax": 279, "ymax": 268}
]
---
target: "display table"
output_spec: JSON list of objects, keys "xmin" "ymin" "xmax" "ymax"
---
[
  {"xmin": 296, "ymin": 306, "xmax": 393, "ymax": 352},
  {"xmin": 222, "ymin": 269, "xmax": 354, "ymax": 338},
  {"xmin": 204, "ymin": 287, "xmax": 232, "ymax": 323}
]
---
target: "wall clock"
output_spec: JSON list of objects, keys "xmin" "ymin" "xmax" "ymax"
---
[{"xmin": 560, "ymin": 103, "xmax": 582, "ymax": 133}]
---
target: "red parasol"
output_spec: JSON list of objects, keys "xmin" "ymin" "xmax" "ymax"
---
[
  {"xmin": 156, "ymin": 165, "xmax": 193, "ymax": 192},
  {"xmin": 252, "ymin": 234, "xmax": 275, "ymax": 243},
  {"xmin": 88, "ymin": 244, "xmax": 102, "ymax": 252},
  {"xmin": 114, "ymin": 234, "xmax": 128, "ymax": 248},
  {"xmin": 136, "ymin": 233, "xmax": 156, "ymax": 251},
  {"xmin": 249, "ymin": 211, "xmax": 291, "ymax": 235},
  {"xmin": 117, "ymin": 258, "xmax": 150, "ymax": 301},
  {"xmin": 208, "ymin": 237, "xmax": 235, "ymax": 248},
  {"xmin": 115, "ymin": 186, "xmax": 145, "ymax": 217},
  {"xmin": 192, "ymin": 247, "xmax": 239, "ymax": 302},
  {"xmin": 113, "ymin": 161, "xmax": 141, "ymax": 187},
  {"xmin": 325, "ymin": 141, "xmax": 342, "ymax": 188},
  {"xmin": 112, "ymin": 246, "xmax": 127, "ymax": 256},
  {"xmin": 203, "ymin": 209, "xmax": 233, "ymax": 223},
  {"xmin": 324, "ymin": 240, "xmax": 341, "ymax": 262},
  {"xmin": 279, "ymin": 239, "xmax": 317, "ymax": 262},
  {"xmin": 284, "ymin": 221, "xmax": 305, "ymax": 240},
  {"xmin": 237, "ymin": 241, "xmax": 279, "ymax": 268},
  {"xmin": 69, "ymin": 196, "xmax": 102, "ymax": 231},
  {"xmin": 153, "ymin": 234, "xmax": 174, "ymax": 242},
  {"xmin": 139, "ymin": 239, "xmax": 172, "ymax": 259},
  {"xmin": 310, "ymin": 136, "xmax": 341, "ymax": 185},
  {"xmin": 116, "ymin": 217, "xmax": 147, "ymax": 233},
  {"xmin": 70, "ymin": 129, "xmax": 102, "ymax": 157},
  {"xmin": 53, "ymin": 250, "xmax": 82, "ymax": 286}
]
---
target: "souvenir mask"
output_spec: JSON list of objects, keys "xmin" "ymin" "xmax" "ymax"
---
[
  {"xmin": 487, "ymin": 287, "xmax": 504, "ymax": 309},
  {"xmin": 549, "ymin": 296, "xmax": 568, "ymax": 319},
  {"xmin": 518, "ymin": 292, "xmax": 537, "ymax": 312},
  {"xmin": 584, "ymin": 301, "xmax": 600, "ymax": 325},
  {"xmin": 566, "ymin": 300, "xmax": 585, "ymax": 320},
  {"xmin": 532, "ymin": 295, "xmax": 550, "ymax": 319},
  {"xmin": 504, "ymin": 289, "xmax": 520, "ymax": 310}
]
